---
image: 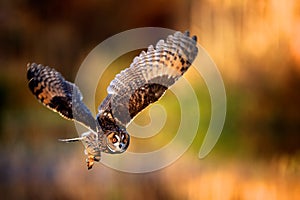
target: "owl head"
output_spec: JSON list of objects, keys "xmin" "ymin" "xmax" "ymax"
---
[{"xmin": 104, "ymin": 128, "xmax": 130, "ymax": 154}]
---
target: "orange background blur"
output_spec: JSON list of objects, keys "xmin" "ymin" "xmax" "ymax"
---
[{"xmin": 0, "ymin": 0, "xmax": 299, "ymax": 199}]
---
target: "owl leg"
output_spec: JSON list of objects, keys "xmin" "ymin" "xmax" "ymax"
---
[
  {"xmin": 85, "ymin": 152, "xmax": 100, "ymax": 170},
  {"xmin": 71, "ymin": 131, "xmax": 101, "ymax": 169},
  {"xmin": 59, "ymin": 137, "xmax": 99, "ymax": 170},
  {"xmin": 59, "ymin": 131, "xmax": 101, "ymax": 170}
]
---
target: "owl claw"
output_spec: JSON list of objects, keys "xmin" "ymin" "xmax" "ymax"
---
[
  {"xmin": 86, "ymin": 155, "xmax": 95, "ymax": 170},
  {"xmin": 86, "ymin": 155, "xmax": 100, "ymax": 170}
]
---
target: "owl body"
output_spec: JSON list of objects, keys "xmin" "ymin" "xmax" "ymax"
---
[{"xmin": 27, "ymin": 31, "xmax": 198, "ymax": 169}]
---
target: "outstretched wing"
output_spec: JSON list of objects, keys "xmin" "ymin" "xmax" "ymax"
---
[
  {"xmin": 97, "ymin": 31, "xmax": 198, "ymax": 128},
  {"xmin": 27, "ymin": 63, "xmax": 98, "ymax": 132}
]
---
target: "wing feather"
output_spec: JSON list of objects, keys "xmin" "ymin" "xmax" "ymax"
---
[
  {"xmin": 27, "ymin": 63, "xmax": 98, "ymax": 132},
  {"xmin": 97, "ymin": 31, "xmax": 198, "ymax": 128}
]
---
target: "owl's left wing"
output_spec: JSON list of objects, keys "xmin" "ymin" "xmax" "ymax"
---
[
  {"xmin": 97, "ymin": 31, "xmax": 198, "ymax": 128},
  {"xmin": 27, "ymin": 63, "xmax": 98, "ymax": 133}
]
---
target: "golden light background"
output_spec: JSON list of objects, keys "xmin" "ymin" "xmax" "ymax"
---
[{"xmin": 0, "ymin": 0, "xmax": 299, "ymax": 199}]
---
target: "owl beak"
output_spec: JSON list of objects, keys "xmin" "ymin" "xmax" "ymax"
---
[{"xmin": 118, "ymin": 143, "xmax": 127, "ymax": 151}]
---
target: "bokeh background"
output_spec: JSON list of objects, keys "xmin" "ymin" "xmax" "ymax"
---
[{"xmin": 1, "ymin": 0, "xmax": 300, "ymax": 199}]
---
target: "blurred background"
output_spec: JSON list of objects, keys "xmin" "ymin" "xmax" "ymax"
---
[{"xmin": 0, "ymin": 0, "xmax": 300, "ymax": 199}]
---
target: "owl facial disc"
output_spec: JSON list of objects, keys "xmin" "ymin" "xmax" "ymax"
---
[{"xmin": 106, "ymin": 131, "xmax": 130, "ymax": 153}]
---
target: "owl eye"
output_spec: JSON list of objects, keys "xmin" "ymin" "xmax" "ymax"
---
[
  {"xmin": 122, "ymin": 137, "xmax": 128, "ymax": 144},
  {"xmin": 112, "ymin": 137, "xmax": 117, "ymax": 143}
]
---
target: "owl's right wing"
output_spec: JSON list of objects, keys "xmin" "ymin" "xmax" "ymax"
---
[
  {"xmin": 97, "ymin": 31, "xmax": 198, "ymax": 128},
  {"xmin": 27, "ymin": 63, "xmax": 98, "ymax": 133}
]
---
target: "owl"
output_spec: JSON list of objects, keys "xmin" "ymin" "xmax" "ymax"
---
[{"xmin": 27, "ymin": 31, "xmax": 198, "ymax": 169}]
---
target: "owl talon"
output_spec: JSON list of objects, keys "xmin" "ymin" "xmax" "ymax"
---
[
  {"xmin": 86, "ymin": 155, "xmax": 95, "ymax": 170},
  {"xmin": 86, "ymin": 155, "xmax": 101, "ymax": 170}
]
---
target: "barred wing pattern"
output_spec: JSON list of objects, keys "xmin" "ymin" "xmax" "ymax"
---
[
  {"xmin": 27, "ymin": 31, "xmax": 198, "ymax": 169},
  {"xmin": 97, "ymin": 31, "xmax": 198, "ymax": 128},
  {"xmin": 27, "ymin": 63, "xmax": 98, "ymax": 132}
]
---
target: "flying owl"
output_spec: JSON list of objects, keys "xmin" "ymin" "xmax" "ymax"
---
[{"xmin": 27, "ymin": 31, "xmax": 198, "ymax": 169}]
